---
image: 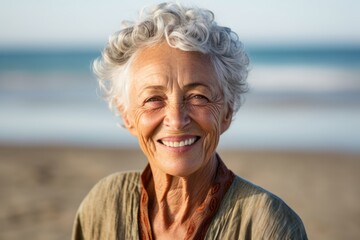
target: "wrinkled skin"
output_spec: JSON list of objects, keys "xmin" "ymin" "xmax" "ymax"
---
[{"xmin": 121, "ymin": 42, "xmax": 232, "ymax": 238}]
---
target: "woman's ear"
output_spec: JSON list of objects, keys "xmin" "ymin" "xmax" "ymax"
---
[
  {"xmin": 220, "ymin": 105, "xmax": 233, "ymax": 134},
  {"xmin": 118, "ymin": 106, "xmax": 138, "ymax": 136}
]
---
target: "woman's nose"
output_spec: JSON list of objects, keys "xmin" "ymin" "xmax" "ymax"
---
[{"xmin": 163, "ymin": 102, "xmax": 190, "ymax": 129}]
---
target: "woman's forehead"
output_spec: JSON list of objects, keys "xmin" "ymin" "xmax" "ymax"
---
[{"xmin": 130, "ymin": 43, "xmax": 218, "ymax": 89}]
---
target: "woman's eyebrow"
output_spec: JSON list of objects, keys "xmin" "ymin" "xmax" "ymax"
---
[
  {"xmin": 183, "ymin": 82, "xmax": 211, "ymax": 91},
  {"xmin": 139, "ymin": 85, "xmax": 167, "ymax": 93},
  {"xmin": 140, "ymin": 83, "xmax": 210, "ymax": 91}
]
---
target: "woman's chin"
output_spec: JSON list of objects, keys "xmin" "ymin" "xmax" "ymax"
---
[{"xmin": 154, "ymin": 157, "xmax": 204, "ymax": 177}]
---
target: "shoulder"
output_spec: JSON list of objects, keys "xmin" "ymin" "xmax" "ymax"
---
[
  {"xmin": 79, "ymin": 171, "xmax": 141, "ymax": 211},
  {"xmin": 86, "ymin": 171, "xmax": 140, "ymax": 198},
  {"xmin": 229, "ymin": 176, "xmax": 297, "ymax": 211},
  {"xmin": 213, "ymin": 176, "xmax": 307, "ymax": 239},
  {"xmin": 72, "ymin": 171, "xmax": 141, "ymax": 239}
]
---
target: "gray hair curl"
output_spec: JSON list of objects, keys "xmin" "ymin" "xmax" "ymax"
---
[{"xmin": 93, "ymin": 2, "xmax": 249, "ymax": 116}]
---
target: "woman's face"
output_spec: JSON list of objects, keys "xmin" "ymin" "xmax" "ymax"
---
[{"xmin": 122, "ymin": 43, "xmax": 232, "ymax": 177}]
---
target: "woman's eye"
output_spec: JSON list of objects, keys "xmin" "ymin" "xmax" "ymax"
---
[
  {"xmin": 188, "ymin": 95, "xmax": 209, "ymax": 105},
  {"xmin": 144, "ymin": 96, "xmax": 165, "ymax": 108},
  {"xmin": 145, "ymin": 96, "xmax": 161, "ymax": 102},
  {"xmin": 193, "ymin": 95, "xmax": 207, "ymax": 99}
]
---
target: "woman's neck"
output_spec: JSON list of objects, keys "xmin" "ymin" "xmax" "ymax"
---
[{"xmin": 147, "ymin": 154, "xmax": 218, "ymax": 236}]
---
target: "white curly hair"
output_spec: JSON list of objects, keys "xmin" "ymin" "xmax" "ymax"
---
[{"xmin": 93, "ymin": 2, "xmax": 249, "ymax": 116}]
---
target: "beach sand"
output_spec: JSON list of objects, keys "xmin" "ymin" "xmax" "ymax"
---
[{"xmin": 0, "ymin": 145, "xmax": 359, "ymax": 240}]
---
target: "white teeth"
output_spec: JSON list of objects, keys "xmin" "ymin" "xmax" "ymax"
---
[{"xmin": 162, "ymin": 138, "xmax": 197, "ymax": 148}]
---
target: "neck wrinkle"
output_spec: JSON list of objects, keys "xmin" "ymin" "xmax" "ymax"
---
[{"xmin": 149, "ymin": 153, "xmax": 218, "ymax": 225}]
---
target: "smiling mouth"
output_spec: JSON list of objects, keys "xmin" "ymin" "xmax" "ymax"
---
[{"xmin": 159, "ymin": 137, "xmax": 200, "ymax": 148}]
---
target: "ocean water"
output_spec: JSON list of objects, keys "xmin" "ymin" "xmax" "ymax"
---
[{"xmin": 1, "ymin": 47, "xmax": 360, "ymax": 152}]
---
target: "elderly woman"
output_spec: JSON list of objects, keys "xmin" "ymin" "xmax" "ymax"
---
[{"xmin": 72, "ymin": 2, "xmax": 307, "ymax": 239}]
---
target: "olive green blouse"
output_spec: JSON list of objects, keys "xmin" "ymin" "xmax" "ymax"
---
[{"xmin": 72, "ymin": 171, "xmax": 307, "ymax": 239}]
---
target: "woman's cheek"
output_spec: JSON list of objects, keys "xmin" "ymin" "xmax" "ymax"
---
[
  {"xmin": 135, "ymin": 111, "xmax": 162, "ymax": 153},
  {"xmin": 198, "ymin": 105, "xmax": 223, "ymax": 129},
  {"xmin": 198, "ymin": 113, "xmax": 221, "ymax": 144}
]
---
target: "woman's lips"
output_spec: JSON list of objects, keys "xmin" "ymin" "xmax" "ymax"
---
[{"xmin": 158, "ymin": 136, "xmax": 200, "ymax": 148}]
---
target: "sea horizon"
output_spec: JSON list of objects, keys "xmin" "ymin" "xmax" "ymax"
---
[{"xmin": 1, "ymin": 46, "xmax": 360, "ymax": 153}]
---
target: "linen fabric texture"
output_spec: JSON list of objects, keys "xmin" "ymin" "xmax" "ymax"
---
[{"xmin": 72, "ymin": 164, "xmax": 307, "ymax": 239}]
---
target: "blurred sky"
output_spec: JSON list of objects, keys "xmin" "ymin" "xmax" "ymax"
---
[{"xmin": 1, "ymin": 0, "xmax": 360, "ymax": 49}]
